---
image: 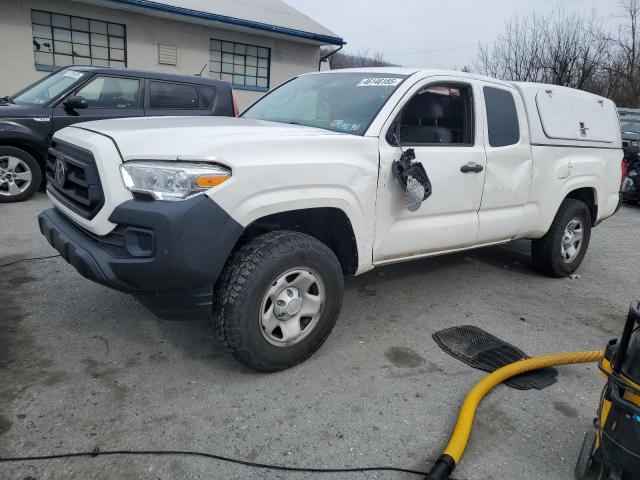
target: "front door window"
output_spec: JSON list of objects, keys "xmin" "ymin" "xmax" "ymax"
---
[
  {"xmin": 75, "ymin": 76, "xmax": 140, "ymax": 108},
  {"xmin": 397, "ymin": 84, "xmax": 474, "ymax": 146}
]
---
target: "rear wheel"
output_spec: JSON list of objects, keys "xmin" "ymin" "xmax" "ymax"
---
[
  {"xmin": 0, "ymin": 147, "xmax": 41, "ymax": 203},
  {"xmin": 531, "ymin": 199, "xmax": 592, "ymax": 277},
  {"xmin": 214, "ymin": 230, "xmax": 344, "ymax": 372}
]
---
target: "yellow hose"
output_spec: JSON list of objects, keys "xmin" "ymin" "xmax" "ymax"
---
[{"xmin": 425, "ymin": 350, "xmax": 605, "ymax": 479}]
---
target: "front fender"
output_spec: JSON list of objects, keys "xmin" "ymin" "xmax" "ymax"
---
[
  {"xmin": 0, "ymin": 118, "xmax": 51, "ymax": 159},
  {"xmin": 204, "ymin": 136, "xmax": 380, "ymax": 274}
]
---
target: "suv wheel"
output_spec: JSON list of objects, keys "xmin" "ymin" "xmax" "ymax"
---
[
  {"xmin": 0, "ymin": 147, "xmax": 42, "ymax": 203},
  {"xmin": 531, "ymin": 199, "xmax": 592, "ymax": 277},
  {"xmin": 214, "ymin": 230, "xmax": 344, "ymax": 372}
]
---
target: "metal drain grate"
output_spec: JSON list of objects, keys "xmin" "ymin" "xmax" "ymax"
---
[{"xmin": 432, "ymin": 325, "xmax": 558, "ymax": 390}]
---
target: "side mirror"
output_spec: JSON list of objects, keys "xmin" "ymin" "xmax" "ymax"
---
[
  {"xmin": 64, "ymin": 96, "xmax": 88, "ymax": 110},
  {"xmin": 392, "ymin": 148, "xmax": 432, "ymax": 212}
]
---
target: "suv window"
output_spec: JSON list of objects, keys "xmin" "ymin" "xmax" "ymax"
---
[
  {"xmin": 75, "ymin": 76, "xmax": 140, "ymax": 108},
  {"xmin": 149, "ymin": 81, "xmax": 199, "ymax": 109},
  {"xmin": 197, "ymin": 86, "xmax": 216, "ymax": 109},
  {"xmin": 397, "ymin": 84, "xmax": 474, "ymax": 145},
  {"xmin": 483, "ymin": 87, "xmax": 520, "ymax": 147}
]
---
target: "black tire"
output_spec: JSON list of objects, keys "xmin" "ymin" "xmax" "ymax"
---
[
  {"xmin": 575, "ymin": 430, "xmax": 596, "ymax": 480},
  {"xmin": 531, "ymin": 199, "xmax": 592, "ymax": 277},
  {"xmin": 214, "ymin": 230, "xmax": 344, "ymax": 372},
  {"xmin": 0, "ymin": 146, "xmax": 42, "ymax": 203}
]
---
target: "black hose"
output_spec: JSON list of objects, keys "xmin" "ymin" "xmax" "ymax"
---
[{"xmin": 0, "ymin": 448, "xmax": 428, "ymax": 476}]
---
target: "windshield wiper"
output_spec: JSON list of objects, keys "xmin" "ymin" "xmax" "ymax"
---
[{"xmin": 0, "ymin": 96, "xmax": 14, "ymax": 104}]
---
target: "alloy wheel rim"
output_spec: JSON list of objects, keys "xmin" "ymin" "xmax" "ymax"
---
[
  {"xmin": 560, "ymin": 218, "xmax": 584, "ymax": 263},
  {"xmin": 259, "ymin": 267, "xmax": 325, "ymax": 347},
  {"xmin": 0, "ymin": 156, "xmax": 32, "ymax": 197}
]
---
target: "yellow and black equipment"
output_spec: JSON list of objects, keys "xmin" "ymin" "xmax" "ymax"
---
[
  {"xmin": 424, "ymin": 301, "xmax": 640, "ymax": 480},
  {"xmin": 575, "ymin": 301, "xmax": 640, "ymax": 480}
]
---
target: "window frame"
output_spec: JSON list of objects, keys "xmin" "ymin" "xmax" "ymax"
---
[
  {"xmin": 482, "ymin": 85, "xmax": 521, "ymax": 148},
  {"xmin": 209, "ymin": 38, "xmax": 271, "ymax": 92},
  {"xmin": 387, "ymin": 81, "xmax": 476, "ymax": 148},
  {"xmin": 70, "ymin": 74, "xmax": 142, "ymax": 109},
  {"xmin": 31, "ymin": 9, "xmax": 127, "ymax": 71}
]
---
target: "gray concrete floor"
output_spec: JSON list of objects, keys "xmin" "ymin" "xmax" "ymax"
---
[{"xmin": 1, "ymin": 192, "xmax": 639, "ymax": 480}]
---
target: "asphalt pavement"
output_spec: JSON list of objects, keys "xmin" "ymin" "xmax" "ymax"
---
[{"xmin": 1, "ymin": 192, "xmax": 639, "ymax": 480}]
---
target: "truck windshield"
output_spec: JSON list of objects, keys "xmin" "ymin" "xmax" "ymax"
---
[
  {"xmin": 242, "ymin": 72, "xmax": 407, "ymax": 135},
  {"xmin": 11, "ymin": 69, "xmax": 87, "ymax": 106}
]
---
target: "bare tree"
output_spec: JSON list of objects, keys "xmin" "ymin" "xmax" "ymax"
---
[
  {"xmin": 606, "ymin": 0, "xmax": 640, "ymax": 106},
  {"xmin": 477, "ymin": 9, "xmax": 609, "ymax": 88},
  {"xmin": 539, "ymin": 9, "xmax": 610, "ymax": 89},
  {"xmin": 476, "ymin": 2, "xmax": 640, "ymax": 106},
  {"xmin": 477, "ymin": 13, "xmax": 545, "ymax": 82},
  {"xmin": 321, "ymin": 49, "xmax": 397, "ymax": 69}
]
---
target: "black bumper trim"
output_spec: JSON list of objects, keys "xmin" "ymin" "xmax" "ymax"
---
[
  {"xmin": 38, "ymin": 195, "xmax": 244, "ymax": 293},
  {"xmin": 38, "ymin": 208, "xmax": 113, "ymax": 288}
]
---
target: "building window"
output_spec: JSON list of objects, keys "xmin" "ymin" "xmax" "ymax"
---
[
  {"xmin": 209, "ymin": 39, "xmax": 270, "ymax": 89},
  {"xmin": 31, "ymin": 9, "xmax": 127, "ymax": 69}
]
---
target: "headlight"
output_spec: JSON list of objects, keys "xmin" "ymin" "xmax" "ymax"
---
[{"xmin": 120, "ymin": 161, "xmax": 231, "ymax": 200}]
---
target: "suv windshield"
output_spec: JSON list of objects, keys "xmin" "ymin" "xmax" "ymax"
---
[
  {"xmin": 242, "ymin": 72, "xmax": 407, "ymax": 135},
  {"xmin": 11, "ymin": 69, "xmax": 87, "ymax": 106}
]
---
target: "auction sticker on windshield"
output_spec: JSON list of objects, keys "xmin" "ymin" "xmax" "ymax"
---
[
  {"xmin": 63, "ymin": 71, "xmax": 84, "ymax": 79},
  {"xmin": 357, "ymin": 78, "xmax": 402, "ymax": 87}
]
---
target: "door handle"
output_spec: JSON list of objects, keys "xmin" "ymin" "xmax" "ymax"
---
[{"xmin": 460, "ymin": 162, "xmax": 484, "ymax": 173}]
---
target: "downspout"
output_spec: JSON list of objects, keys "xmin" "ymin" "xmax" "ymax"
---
[{"xmin": 318, "ymin": 44, "xmax": 344, "ymax": 71}]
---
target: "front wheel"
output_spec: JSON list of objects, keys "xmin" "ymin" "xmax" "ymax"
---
[
  {"xmin": 214, "ymin": 231, "xmax": 344, "ymax": 372},
  {"xmin": 531, "ymin": 199, "xmax": 592, "ymax": 278}
]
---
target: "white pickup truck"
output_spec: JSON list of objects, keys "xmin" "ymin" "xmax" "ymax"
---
[{"xmin": 38, "ymin": 68, "xmax": 623, "ymax": 371}]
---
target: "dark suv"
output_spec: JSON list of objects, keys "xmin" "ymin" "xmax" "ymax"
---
[{"xmin": 0, "ymin": 66, "xmax": 237, "ymax": 202}]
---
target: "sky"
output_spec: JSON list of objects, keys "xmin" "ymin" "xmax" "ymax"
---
[{"xmin": 285, "ymin": 0, "xmax": 624, "ymax": 69}]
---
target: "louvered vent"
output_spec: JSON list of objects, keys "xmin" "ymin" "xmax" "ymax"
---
[{"xmin": 158, "ymin": 44, "xmax": 178, "ymax": 65}]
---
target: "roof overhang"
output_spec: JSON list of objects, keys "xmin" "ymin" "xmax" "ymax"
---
[{"xmin": 80, "ymin": 0, "xmax": 345, "ymax": 46}]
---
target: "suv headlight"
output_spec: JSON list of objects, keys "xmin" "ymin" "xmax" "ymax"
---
[{"xmin": 120, "ymin": 161, "xmax": 231, "ymax": 200}]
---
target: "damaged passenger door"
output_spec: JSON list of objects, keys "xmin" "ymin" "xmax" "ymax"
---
[{"xmin": 373, "ymin": 78, "xmax": 487, "ymax": 263}]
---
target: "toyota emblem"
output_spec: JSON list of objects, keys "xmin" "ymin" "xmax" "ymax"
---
[{"xmin": 54, "ymin": 157, "xmax": 66, "ymax": 186}]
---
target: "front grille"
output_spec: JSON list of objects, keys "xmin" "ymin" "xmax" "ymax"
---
[{"xmin": 46, "ymin": 140, "xmax": 104, "ymax": 219}]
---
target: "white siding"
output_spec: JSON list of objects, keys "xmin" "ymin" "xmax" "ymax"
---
[{"xmin": 0, "ymin": 0, "xmax": 322, "ymax": 110}]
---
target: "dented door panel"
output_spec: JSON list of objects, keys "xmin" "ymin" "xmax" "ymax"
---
[{"xmin": 373, "ymin": 77, "xmax": 487, "ymax": 263}]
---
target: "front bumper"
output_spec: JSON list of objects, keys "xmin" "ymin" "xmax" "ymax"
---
[{"xmin": 38, "ymin": 194, "xmax": 243, "ymax": 295}]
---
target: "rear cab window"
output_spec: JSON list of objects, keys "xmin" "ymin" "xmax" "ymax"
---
[{"xmin": 483, "ymin": 86, "xmax": 520, "ymax": 147}]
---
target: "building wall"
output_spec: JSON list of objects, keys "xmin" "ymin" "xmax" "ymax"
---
[{"xmin": 0, "ymin": 0, "xmax": 322, "ymax": 109}]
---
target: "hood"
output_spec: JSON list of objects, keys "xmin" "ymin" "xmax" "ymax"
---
[
  {"xmin": 69, "ymin": 116, "xmax": 345, "ymax": 161},
  {"xmin": 0, "ymin": 100, "xmax": 51, "ymax": 118}
]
